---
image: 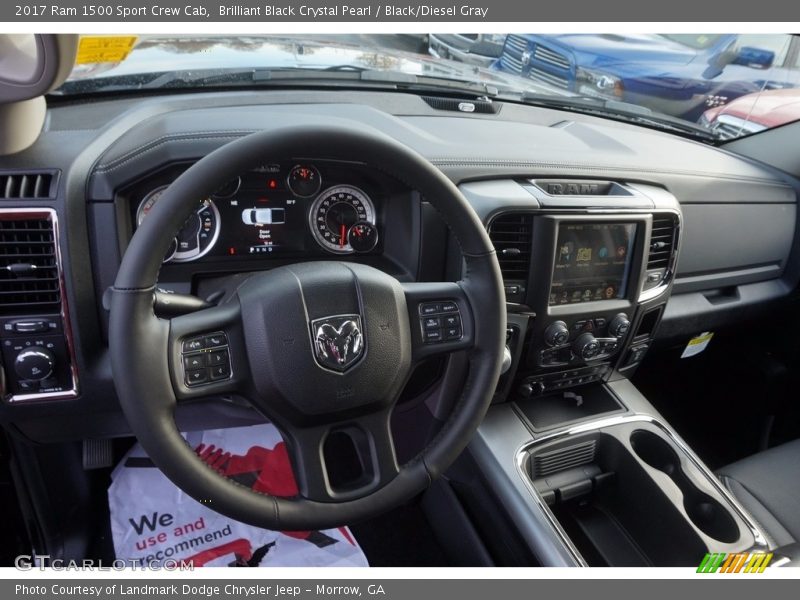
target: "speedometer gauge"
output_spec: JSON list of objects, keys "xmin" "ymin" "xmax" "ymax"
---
[
  {"xmin": 309, "ymin": 185, "xmax": 375, "ymax": 254},
  {"xmin": 136, "ymin": 186, "xmax": 221, "ymax": 263}
]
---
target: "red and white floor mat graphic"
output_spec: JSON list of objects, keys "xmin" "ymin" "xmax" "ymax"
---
[{"xmin": 108, "ymin": 424, "xmax": 368, "ymax": 567}]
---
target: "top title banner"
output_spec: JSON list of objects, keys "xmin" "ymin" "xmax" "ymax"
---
[{"xmin": 4, "ymin": 0, "xmax": 800, "ymax": 22}]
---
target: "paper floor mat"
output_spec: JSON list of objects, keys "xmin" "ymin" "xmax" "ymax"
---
[{"xmin": 108, "ymin": 423, "xmax": 368, "ymax": 567}]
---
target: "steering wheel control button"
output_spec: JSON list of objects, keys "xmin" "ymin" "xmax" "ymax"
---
[
  {"xmin": 209, "ymin": 364, "xmax": 231, "ymax": 381},
  {"xmin": 204, "ymin": 333, "xmax": 227, "ymax": 348},
  {"xmin": 418, "ymin": 300, "xmax": 463, "ymax": 344},
  {"xmin": 442, "ymin": 315, "xmax": 461, "ymax": 328},
  {"xmin": 419, "ymin": 303, "xmax": 441, "ymax": 316},
  {"xmin": 207, "ymin": 349, "xmax": 229, "ymax": 366},
  {"xmin": 182, "ymin": 337, "xmax": 205, "ymax": 352},
  {"xmin": 185, "ymin": 369, "xmax": 208, "ymax": 386},
  {"xmin": 444, "ymin": 327, "xmax": 462, "ymax": 341},
  {"xmin": 183, "ymin": 353, "xmax": 205, "ymax": 370},
  {"xmin": 180, "ymin": 332, "xmax": 231, "ymax": 387},
  {"xmin": 422, "ymin": 317, "xmax": 440, "ymax": 330},
  {"xmin": 423, "ymin": 329, "xmax": 443, "ymax": 343}
]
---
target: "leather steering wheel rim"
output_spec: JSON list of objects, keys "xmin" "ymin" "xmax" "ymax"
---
[{"xmin": 109, "ymin": 125, "xmax": 506, "ymax": 531}]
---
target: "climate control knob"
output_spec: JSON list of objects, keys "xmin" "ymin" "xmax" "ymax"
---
[
  {"xmin": 572, "ymin": 333, "xmax": 601, "ymax": 361},
  {"xmin": 608, "ymin": 313, "xmax": 631, "ymax": 338},
  {"xmin": 519, "ymin": 380, "xmax": 545, "ymax": 398},
  {"xmin": 543, "ymin": 321, "xmax": 570, "ymax": 347},
  {"xmin": 14, "ymin": 348, "xmax": 55, "ymax": 381}
]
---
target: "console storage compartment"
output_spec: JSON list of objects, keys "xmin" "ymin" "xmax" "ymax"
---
[{"xmin": 523, "ymin": 418, "xmax": 758, "ymax": 566}]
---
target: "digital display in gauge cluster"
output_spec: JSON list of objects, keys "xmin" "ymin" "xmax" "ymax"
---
[{"xmin": 134, "ymin": 163, "xmax": 381, "ymax": 263}]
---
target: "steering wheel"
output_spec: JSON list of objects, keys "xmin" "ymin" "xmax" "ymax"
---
[{"xmin": 109, "ymin": 125, "xmax": 506, "ymax": 531}]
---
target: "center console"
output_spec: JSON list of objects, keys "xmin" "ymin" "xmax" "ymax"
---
[
  {"xmin": 427, "ymin": 179, "xmax": 770, "ymax": 567},
  {"xmin": 465, "ymin": 179, "xmax": 680, "ymax": 403}
]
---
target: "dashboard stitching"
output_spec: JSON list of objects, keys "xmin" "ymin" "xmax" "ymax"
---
[{"xmin": 94, "ymin": 130, "xmax": 255, "ymax": 173}]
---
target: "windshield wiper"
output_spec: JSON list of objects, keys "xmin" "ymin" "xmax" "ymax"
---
[{"xmin": 509, "ymin": 92, "xmax": 716, "ymax": 143}]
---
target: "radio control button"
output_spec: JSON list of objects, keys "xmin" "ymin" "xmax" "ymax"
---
[
  {"xmin": 185, "ymin": 369, "xmax": 208, "ymax": 386},
  {"xmin": 209, "ymin": 364, "xmax": 231, "ymax": 381},
  {"xmin": 182, "ymin": 337, "xmax": 205, "ymax": 352},
  {"xmin": 204, "ymin": 333, "xmax": 227, "ymax": 348},
  {"xmin": 183, "ymin": 353, "xmax": 205, "ymax": 370}
]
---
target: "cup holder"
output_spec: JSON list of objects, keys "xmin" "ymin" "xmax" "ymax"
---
[{"xmin": 630, "ymin": 430, "xmax": 739, "ymax": 543}]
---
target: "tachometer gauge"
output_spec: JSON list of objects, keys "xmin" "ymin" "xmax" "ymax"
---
[
  {"xmin": 287, "ymin": 164, "xmax": 322, "ymax": 198},
  {"xmin": 136, "ymin": 186, "xmax": 221, "ymax": 263},
  {"xmin": 309, "ymin": 185, "xmax": 375, "ymax": 254}
]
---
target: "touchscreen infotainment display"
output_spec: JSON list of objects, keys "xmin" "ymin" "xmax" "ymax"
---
[{"xmin": 550, "ymin": 222, "xmax": 637, "ymax": 305}]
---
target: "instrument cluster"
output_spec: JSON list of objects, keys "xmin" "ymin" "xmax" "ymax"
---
[{"xmin": 132, "ymin": 162, "xmax": 382, "ymax": 264}]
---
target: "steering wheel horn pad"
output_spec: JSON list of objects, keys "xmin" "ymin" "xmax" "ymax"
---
[
  {"xmin": 237, "ymin": 261, "xmax": 411, "ymax": 420},
  {"xmin": 109, "ymin": 125, "xmax": 506, "ymax": 530}
]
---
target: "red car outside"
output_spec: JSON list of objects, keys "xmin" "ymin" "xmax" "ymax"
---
[{"xmin": 701, "ymin": 87, "xmax": 800, "ymax": 139}]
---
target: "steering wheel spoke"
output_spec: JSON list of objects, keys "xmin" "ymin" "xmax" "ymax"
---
[
  {"xmin": 167, "ymin": 300, "xmax": 250, "ymax": 400},
  {"xmin": 401, "ymin": 281, "xmax": 475, "ymax": 362},
  {"xmin": 281, "ymin": 409, "xmax": 399, "ymax": 503}
]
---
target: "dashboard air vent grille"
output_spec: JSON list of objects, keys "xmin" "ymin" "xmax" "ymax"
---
[
  {"xmin": 532, "ymin": 440, "xmax": 597, "ymax": 478},
  {"xmin": 0, "ymin": 215, "xmax": 61, "ymax": 315},
  {"xmin": 421, "ymin": 96, "xmax": 498, "ymax": 114},
  {"xmin": 647, "ymin": 214, "xmax": 678, "ymax": 270},
  {"xmin": 489, "ymin": 213, "xmax": 534, "ymax": 281},
  {"xmin": 0, "ymin": 172, "xmax": 57, "ymax": 200}
]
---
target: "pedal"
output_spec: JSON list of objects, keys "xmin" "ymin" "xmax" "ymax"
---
[{"xmin": 82, "ymin": 439, "xmax": 113, "ymax": 470}]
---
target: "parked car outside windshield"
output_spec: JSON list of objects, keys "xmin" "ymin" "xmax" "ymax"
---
[
  {"xmin": 57, "ymin": 33, "xmax": 800, "ymax": 143},
  {"xmin": 492, "ymin": 33, "xmax": 800, "ymax": 124}
]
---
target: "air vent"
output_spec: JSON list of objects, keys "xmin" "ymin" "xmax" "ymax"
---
[
  {"xmin": 647, "ymin": 214, "xmax": 678, "ymax": 270},
  {"xmin": 490, "ymin": 212, "xmax": 533, "ymax": 273},
  {"xmin": 531, "ymin": 440, "xmax": 597, "ymax": 478},
  {"xmin": 421, "ymin": 96, "xmax": 499, "ymax": 114},
  {"xmin": 0, "ymin": 171, "xmax": 58, "ymax": 200},
  {"xmin": 0, "ymin": 215, "xmax": 61, "ymax": 315}
]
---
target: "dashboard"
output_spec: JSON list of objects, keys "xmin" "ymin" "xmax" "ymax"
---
[{"xmin": 0, "ymin": 87, "xmax": 798, "ymax": 444}]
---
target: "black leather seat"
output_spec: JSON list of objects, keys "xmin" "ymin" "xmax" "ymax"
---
[{"xmin": 717, "ymin": 439, "xmax": 800, "ymax": 548}]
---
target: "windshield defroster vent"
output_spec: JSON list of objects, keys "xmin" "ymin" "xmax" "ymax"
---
[
  {"xmin": 0, "ymin": 215, "xmax": 61, "ymax": 315},
  {"xmin": 421, "ymin": 96, "xmax": 499, "ymax": 114},
  {"xmin": 489, "ymin": 212, "xmax": 533, "ymax": 302},
  {"xmin": 0, "ymin": 171, "xmax": 58, "ymax": 200}
]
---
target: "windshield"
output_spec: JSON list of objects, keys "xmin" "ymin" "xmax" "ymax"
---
[{"xmin": 57, "ymin": 33, "xmax": 800, "ymax": 143}]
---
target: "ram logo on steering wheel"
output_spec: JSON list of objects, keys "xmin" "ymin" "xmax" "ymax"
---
[{"xmin": 311, "ymin": 315, "xmax": 364, "ymax": 372}]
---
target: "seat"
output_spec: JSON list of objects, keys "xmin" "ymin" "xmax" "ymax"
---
[{"xmin": 717, "ymin": 439, "xmax": 800, "ymax": 548}]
